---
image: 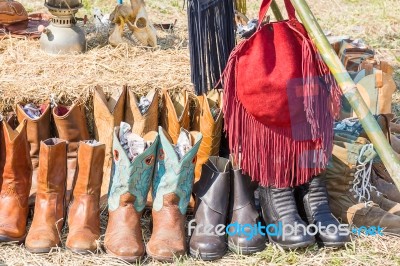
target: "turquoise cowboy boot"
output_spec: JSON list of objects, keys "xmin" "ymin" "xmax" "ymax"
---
[
  {"xmin": 146, "ymin": 126, "xmax": 202, "ymax": 262},
  {"xmin": 104, "ymin": 125, "xmax": 159, "ymax": 262}
]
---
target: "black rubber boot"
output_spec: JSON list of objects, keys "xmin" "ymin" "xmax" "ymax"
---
[
  {"xmin": 227, "ymin": 166, "xmax": 266, "ymax": 254},
  {"xmin": 259, "ymin": 186, "xmax": 315, "ymax": 249},
  {"xmin": 296, "ymin": 175, "xmax": 351, "ymax": 247},
  {"xmin": 189, "ymin": 157, "xmax": 230, "ymax": 261}
]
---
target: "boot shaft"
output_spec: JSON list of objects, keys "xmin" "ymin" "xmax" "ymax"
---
[
  {"xmin": 192, "ymin": 90, "xmax": 224, "ymax": 181},
  {"xmin": 73, "ymin": 141, "xmax": 105, "ymax": 197},
  {"xmin": 125, "ymin": 88, "xmax": 159, "ymax": 137},
  {"xmin": 0, "ymin": 119, "xmax": 32, "ymax": 203},
  {"xmin": 108, "ymin": 127, "xmax": 159, "ymax": 212},
  {"xmin": 37, "ymin": 138, "xmax": 67, "ymax": 194},
  {"xmin": 0, "ymin": 120, "xmax": 32, "ymax": 188},
  {"xmin": 193, "ymin": 156, "xmax": 230, "ymax": 217},
  {"xmin": 152, "ymin": 126, "xmax": 202, "ymax": 215},
  {"xmin": 93, "ymin": 86, "xmax": 126, "ymax": 156},
  {"xmin": 16, "ymin": 103, "xmax": 51, "ymax": 158},
  {"xmin": 160, "ymin": 90, "xmax": 190, "ymax": 144},
  {"xmin": 52, "ymin": 103, "xmax": 89, "ymax": 154}
]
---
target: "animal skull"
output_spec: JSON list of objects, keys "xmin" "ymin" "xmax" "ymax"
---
[
  {"xmin": 108, "ymin": 0, "xmax": 157, "ymax": 47},
  {"xmin": 127, "ymin": 4, "xmax": 157, "ymax": 47}
]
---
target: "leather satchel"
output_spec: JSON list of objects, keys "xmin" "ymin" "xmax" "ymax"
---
[
  {"xmin": 221, "ymin": 0, "xmax": 342, "ymax": 188},
  {"xmin": 0, "ymin": 0, "xmax": 28, "ymax": 30}
]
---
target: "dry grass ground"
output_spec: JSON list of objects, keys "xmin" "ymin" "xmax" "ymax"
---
[{"xmin": 0, "ymin": 0, "xmax": 400, "ymax": 265}]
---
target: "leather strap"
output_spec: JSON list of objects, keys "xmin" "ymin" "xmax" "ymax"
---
[{"xmin": 258, "ymin": 0, "xmax": 296, "ymax": 23}]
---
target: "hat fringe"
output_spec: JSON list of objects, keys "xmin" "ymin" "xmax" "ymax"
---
[{"xmin": 222, "ymin": 32, "xmax": 342, "ymax": 187}]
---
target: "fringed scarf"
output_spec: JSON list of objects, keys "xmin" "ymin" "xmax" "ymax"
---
[
  {"xmin": 187, "ymin": 0, "xmax": 236, "ymax": 95},
  {"xmin": 221, "ymin": 0, "xmax": 342, "ymax": 188}
]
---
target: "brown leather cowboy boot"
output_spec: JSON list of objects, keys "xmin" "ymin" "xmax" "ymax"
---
[
  {"xmin": 160, "ymin": 90, "xmax": 190, "ymax": 144},
  {"xmin": 16, "ymin": 102, "xmax": 51, "ymax": 207},
  {"xmin": 125, "ymin": 88, "xmax": 159, "ymax": 136},
  {"xmin": 66, "ymin": 141, "xmax": 105, "ymax": 254},
  {"xmin": 325, "ymin": 138, "xmax": 400, "ymax": 234},
  {"xmin": 93, "ymin": 86, "xmax": 126, "ymax": 208},
  {"xmin": 25, "ymin": 138, "xmax": 67, "ymax": 253},
  {"xmin": 191, "ymin": 90, "xmax": 223, "ymax": 184},
  {"xmin": 53, "ymin": 103, "xmax": 89, "ymax": 205},
  {"xmin": 0, "ymin": 119, "xmax": 32, "ymax": 242},
  {"xmin": 147, "ymin": 127, "xmax": 202, "ymax": 262},
  {"xmin": 104, "ymin": 127, "xmax": 159, "ymax": 262}
]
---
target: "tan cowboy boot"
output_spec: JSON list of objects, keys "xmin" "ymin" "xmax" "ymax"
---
[
  {"xmin": 160, "ymin": 90, "xmax": 190, "ymax": 144},
  {"xmin": 147, "ymin": 127, "xmax": 202, "ymax": 262},
  {"xmin": 53, "ymin": 102, "xmax": 90, "ymax": 205},
  {"xmin": 192, "ymin": 89, "xmax": 223, "ymax": 181},
  {"xmin": 16, "ymin": 102, "xmax": 51, "ymax": 207},
  {"xmin": 104, "ymin": 126, "xmax": 159, "ymax": 262},
  {"xmin": 0, "ymin": 120, "xmax": 32, "ymax": 242},
  {"xmin": 324, "ymin": 137, "xmax": 400, "ymax": 234},
  {"xmin": 125, "ymin": 88, "xmax": 158, "ymax": 136},
  {"xmin": 93, "ymin": 86, "xmax": 126, "ymax": 208},
  {"xmin": 189, "ymin": 90, "xmax": 223, "ymax": 209},
  {"xmin": 66, "ymin": 141, "xmax": 105, "ymax": 254},
  {"xmin": 25, "ymin": 138, "xmax": 67, "ymax": 253}
]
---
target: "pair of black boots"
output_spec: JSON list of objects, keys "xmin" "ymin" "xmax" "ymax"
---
[
  {"xmin": 189, "ymin": 156, "xmax": 266, "ymax": 260},
  {"xmin": 259, "ymin": 176, "xmax": 350, "ymax": 249}
]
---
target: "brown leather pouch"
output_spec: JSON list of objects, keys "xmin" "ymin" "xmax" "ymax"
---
[{"xmin": 0, "ymin": 0, "xmax": 28, "ymax": 29}]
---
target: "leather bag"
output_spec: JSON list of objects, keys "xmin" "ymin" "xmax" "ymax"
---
[{"xmin": 221, "ymin": 0, "xmax": 342, "ymax": 187}]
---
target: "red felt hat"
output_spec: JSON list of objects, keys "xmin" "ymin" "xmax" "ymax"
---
[{"xmin": 221, "ymin": 0, "xmax": 342, "ymax": 187}]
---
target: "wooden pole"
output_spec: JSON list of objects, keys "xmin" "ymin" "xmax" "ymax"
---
[
  {"xmin": 290, "ymin": 0, "xmax": 400, "ymax": 189},
  {"xmin": 271, "ymin": 0, "xmax": 284, "ymax": 21}
]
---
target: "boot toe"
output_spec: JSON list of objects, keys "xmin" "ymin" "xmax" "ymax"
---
[
  {"xmin": 147, "ymin": 239, "xmax": 186, "ymax": 261},
  {"xmin": 25, "ymin": 237, "xmax": 59, "ymax": 253},
  {"xmin": 228, "ymin": 235, "xmax": 266, "ymax": 254},
  {"xmin": 318, "ymin": 228, "xmax": 350, "ymax": 247},
  {"xmin": 66, "ymin": 233, "xmax": 98, "ymax": 253},
  {"xmin": 105, "ymin": 237, "xmax": 145, "ymax": 259},
  {"xmin": 190, "ymin": 236, "xmax": 226, "ymax": 260}
]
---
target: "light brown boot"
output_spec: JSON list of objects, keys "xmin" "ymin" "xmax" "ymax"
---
[
  {"xmin": 125, "ymin": 88, "xmax": 159, "ymax": 137},
  {"xmin": 0, "ymin": 120, "xmax": 32, "ymax": 242},
  {"xmin": 160, "ymin": 90, "xmax": 190, "ymax": 144},
  {"xmin": 325, "ymin": 137, "xmax": 400, "ymax": 234},
  {"xmin": 93, "ymin": 86, "xmax": 126, "ymax": 208},
  {"xmin": 25, "ymin": 138, "xmax": 67, "ymax": 253},
  {"xmin": 66, "ymin": 141, "xmax": 105, "ymax": 254},
  {"xmin": 53, "ymin": 103, "xmax": 90, "ymax": 205},
  {"xmin": 16, "ymin": 103, "xmax": 51, "ymax": 207}
]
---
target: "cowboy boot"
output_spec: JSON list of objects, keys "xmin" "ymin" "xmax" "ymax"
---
[
  {"xmin": 16, "ymin": 102, "xmax": 51, "ymax": 207},
  {"xmin": 0, "ymin": 120, "xmax": 32, "ymax": 242},
  {"xmin": 325, "ymin": 138, "xmax": 400, "ymax": 234},
  {"xmin": 147, "ymin": 127, "xmax": 202, "ymax": 262},
  {"xmin": 66, "ymin": 140, "xmax": 105, "ymax": 254},
  {"xmin": 93, "ymin": 86, "xmax": 126, "ymax": 208},
  {"xmin": 25, "ymin": 138, "xmax": 67, "ymax": 253},
  {"xmin": 227, "ymin": 159, "xmax": 266, "ymax": 254},
  {"xmin": 188, "ymin": 91, "xmax": 223, "ymax": 209},
  {"xmin": 104, "ymin": 126, "xmax": 159, "ymax": 262},
  {"xmin": 189, "ymin": 156, "xmax": 230, "ymax": 260},
  {"xmin": 125, "ymin": 88, "xmax": 158, "ymax": 136},
  {"xmin": 296, "ymin": 175, "xmax": 350, "ymax": 247},
  {"xmin": 160, "ymin": 90, "xmax": 190, "ymax": 144},
  {"xmin": 53, "ymin": 103, "xmax": 90, "ymax": 205},
  {"xmin": 259, "ymin": 186, "xmax": 316, "ymax": 249}
]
